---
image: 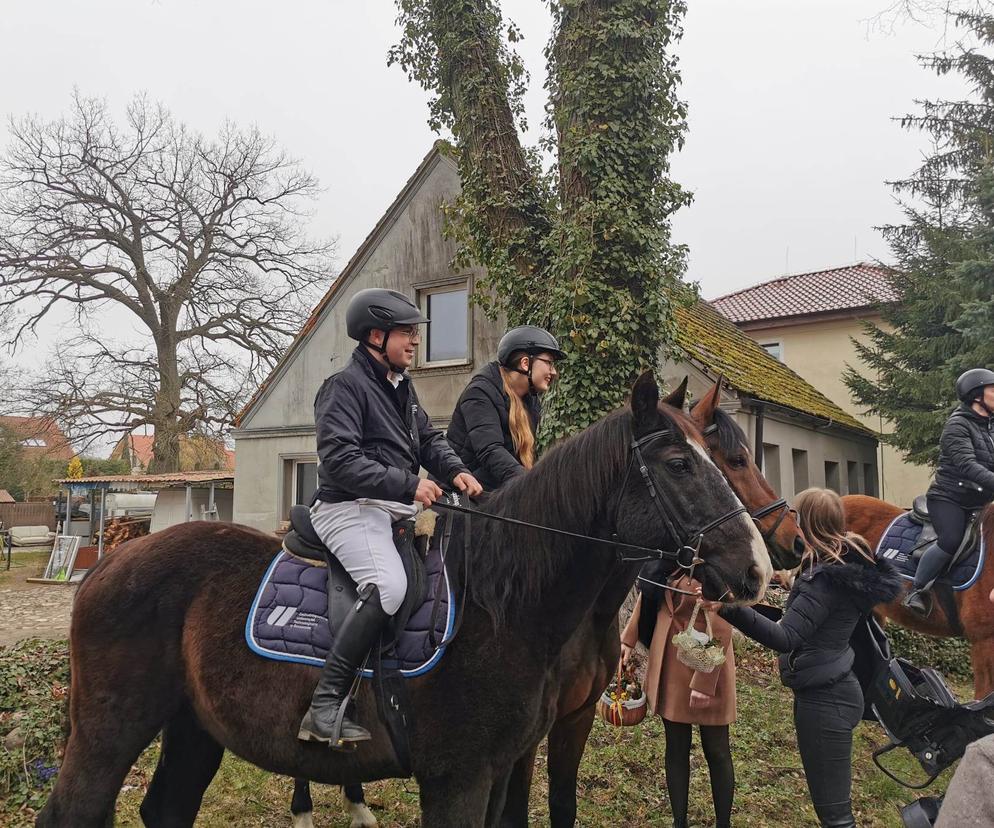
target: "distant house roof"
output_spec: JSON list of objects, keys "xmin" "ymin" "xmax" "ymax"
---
[
  {"xmin": 710, "ymin": 263, "xmax": 898, "ymax": 326},
  {"xmin": 0, "ymin": 416, "xmax": 73, "ymax": 462},
  {"xmin": 111, "ymin": 433, "xmax": 234, "ymax": 472},
  {"xmin": 676, "ymin": 301, "xmax": 871, "ymax": 435},
  {"xmin": 0, "ymin": 489, "xmax": 16, "ymax": 503},
  {"xmin": 55, "ymin": 470, "xmax": 234, "ymax": 488}
]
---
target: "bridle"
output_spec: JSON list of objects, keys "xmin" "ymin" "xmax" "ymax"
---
[
  {"xmin": 434, "ymin": 427, "xmax": 748, "ymax": 571},
  {"xmin": 701, "ymin": 422, "xmax": 797, "ymax": 543}
]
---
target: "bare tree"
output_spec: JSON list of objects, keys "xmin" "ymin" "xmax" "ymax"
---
[{"xmin": 0, "ymin": 93, "xmax": 333, "ymax": 471}]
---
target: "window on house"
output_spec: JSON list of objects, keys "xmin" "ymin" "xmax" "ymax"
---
[
  {"xmin": 21, "ymin": 438, "xmax": 46, "ymax": 447},
  {"xmin": 762, "ymin": 444, "xmax": 782, "ymax": 495},
  {"xmin": 282, "ymin": 457, "xmax": 318, "ymax": 519},
  {"xmin": 864, "ymin": 463, "xmax": 878, "ymax": 498},
  {"xmin": 760, "ymin": 341, "xmax": 783, "ymax": 361},
  {"xmin": 420, "ymin": 284, "xmax": 469, "ymax": 364},
  {"xmin": 824, "ymin": 461, "xmax": 840, "ymax": 493},
  {"xmin": 847, "ymin": 461, "xmax": 861, "ymax": 495},
  {"xmin": 792, "ymin": 449, "xmax": 809, "ymax": 494}
]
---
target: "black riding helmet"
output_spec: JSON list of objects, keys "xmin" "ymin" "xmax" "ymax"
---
[
  {"xmin": 346, "ymin": 288, "xmax": 428, "ymax": 372},
  {"xmin": 955, "ymin": 368, "xmax": 994, "ymax": 404},
  {"xmin": 497, "ymin": 325, "xmax": 565, "ymax": 393}
]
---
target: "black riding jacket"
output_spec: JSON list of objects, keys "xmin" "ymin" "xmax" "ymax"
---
[
  {"xmin": 445, "ymin": 361, "xmax": 541, "ymax": 491},
  {"xmin": 721, "ymin": 543, "xmax": 902, "ymax": 691},
  {"xmin": 928, "ymin": 403, "xmax": 994, "ymax": 509},
  {"xmin": 314, "ymin": 346, "xmax": 468, "ymax": 504}
]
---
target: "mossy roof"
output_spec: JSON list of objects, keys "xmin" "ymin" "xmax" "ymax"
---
[{"xmin": 675, "ymin": 301, "xmax": 872, "ymax": 435}]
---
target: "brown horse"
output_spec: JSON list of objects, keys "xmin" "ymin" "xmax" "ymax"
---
[
  {"xmin": 38, "ymin": 373, "xmax": 772, "ymax": 828},
  {"xmin": 315, "ymin": 377, "xmax": 807, "ymax": 828},
  {"xmin": 844, "ymin": 494, "xmax": 994, "ymax": 698}
]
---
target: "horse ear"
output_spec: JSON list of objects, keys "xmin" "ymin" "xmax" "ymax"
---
[
  {"xmin": 663, "ymin": 376, "xmax": 689, "ymax": 410},
  {"xmin": 694, "ymin": 374, "xmax": 724, "ymax": 424},
  {"xmin": 631, "ymin": 371, "xmax": 660, "ymax": 431}
]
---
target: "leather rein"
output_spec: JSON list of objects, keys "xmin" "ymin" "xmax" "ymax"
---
[{"xmin": 433, "ymin": 427, "xmax": 748, "ymax": 572}]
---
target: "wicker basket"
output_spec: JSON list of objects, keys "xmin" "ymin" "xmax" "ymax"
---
[
  {"xmin": 597, "ymin": 664, "xmax": 647, "ymax": 727},
  {"xmin": 672, "ymin": 601, "xmax": 726, "ymax": 674}
]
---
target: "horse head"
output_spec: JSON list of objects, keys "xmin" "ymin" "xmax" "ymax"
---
[
  {"xmin": 621, "ymin": 371, "xmax": 772, "ymax": 603},
  {"xmin": 689, "ymin": 375, "xmax": 806, "ymax": 571}
]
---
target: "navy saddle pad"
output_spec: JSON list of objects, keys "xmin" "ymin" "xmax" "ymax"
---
[
  {"xmin": 246, "ymin": 530, "xmax": 454, "ymax": 677},
  {"xmin": 875, "ymin": 512, "xmax": 986, "ymax": 591}
]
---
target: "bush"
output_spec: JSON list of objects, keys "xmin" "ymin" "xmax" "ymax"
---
[
  {"xmin": 887, "ymin": 624, "xmax": 973, "ymax": 683},
  {"xmin": 0, "ymin": 639, "xmax": 70, "ymax": 822}
]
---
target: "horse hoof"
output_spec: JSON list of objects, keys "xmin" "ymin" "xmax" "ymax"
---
[{"xmin": 349, "ymin": 802, "xmax": 378, "ymax": 828}]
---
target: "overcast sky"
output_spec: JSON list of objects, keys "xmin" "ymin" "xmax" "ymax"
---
[{"xmin": 0, "ymin": 1, "xmax": 968, "ymax": 317}]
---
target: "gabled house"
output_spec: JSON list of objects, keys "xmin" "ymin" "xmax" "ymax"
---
[
  {"xmin": 712, "ymin": 263, "xmax": 930, "ymax": 507},
  {"xmin": 110, "ymin": 433, "xmax": 235, "ymax": 474},
  {"xmin": 0, "ymin": 415, "xmax": 73, "ymax": 462},
  {"xmin": 233, "ymin": 144, "xmax": 878, "ymax": 533}
]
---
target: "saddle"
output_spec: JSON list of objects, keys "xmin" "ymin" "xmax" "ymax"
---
[
  {"xmin": 907, "ymin": 495, "xmax": 981, "ymax": 568},
  {"xmin": 283, "ymin": 504, "xmax": 430, "ymax": 641}
]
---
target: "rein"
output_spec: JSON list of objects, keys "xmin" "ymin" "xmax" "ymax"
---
[{"xmin": 434, "ymin": 427, "xmax": 748, "ymax": 571}]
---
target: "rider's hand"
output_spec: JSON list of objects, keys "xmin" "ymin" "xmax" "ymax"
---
[
  {"xmin": 689, "ymin": 689, "xmax": 712, "ymax": 709},
  {"xmin": 452, "ymin": 472, "xmax": 483, "ymax": 497},
  {"xmin": 414, "ymin": 478, "xmax": 444, "ymax": 507},
  {"xmin": 620, "ymin": 642, "xmax": 633, "ymax": 667}
]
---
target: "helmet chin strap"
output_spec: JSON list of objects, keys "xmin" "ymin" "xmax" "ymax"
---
[
  {"xmin": 365, "ymin": 332, "xmax": 407, "ymax": 375},
  {"xmin": 510, "ymin": 357, "xmax": 536, "ymax": 394}
]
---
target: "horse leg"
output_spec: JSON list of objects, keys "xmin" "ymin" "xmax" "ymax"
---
[
  {"xmin": 971, "ymin": 635, "xmax": 994, "ymax": 698},
  {"xmin": 37, "ymin": 654, "xmax": 179, "ymax": 827},
  {"xmin": 546, "ymin": 705, "xmax": 596, "ymax": 828},
  {"xmin": 289, "ymin": 779, "xmax": 315, "ymax": 828},
  {"xmin": 343, "ymin": 782, "xmax": 378, "ymax": 827},
  {"xmin": 496, "ymin": 747, "xmax": 537, "ymax": 828},
  {"xmin": 139, "ymin": 706, "xmax": 224, "ymax": 827},
  {"xmin": 419, "ymin": 772, "xmax": 495, "ymax": 828}
]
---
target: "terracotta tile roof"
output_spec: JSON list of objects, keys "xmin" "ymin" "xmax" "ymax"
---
[
  {"xmin": 710, "ymin": 263, "xmax": 897, "ymax": 324},
  {"xmin": 0, "ymin": 416, "xmax": 73, "ymax": 462},
  {"xmin": 55, "ymin": 471, "xmax": 234, "ymax": 486},
  {"xmin": 110, "ymin": 433, "xmax": 234, "ymax": 471},
  {"xmin": 675, "ymin": 301, "xmax": 871, "ymax": 435}
]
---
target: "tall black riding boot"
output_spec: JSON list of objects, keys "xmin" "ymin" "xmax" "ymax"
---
[
  {"xmin": 298, "ymin": 584, "xmax": 389, "ymax": 747},
  {"xmin": 813, "ymin": 800, "xmax": 856, "ymax": 828}
]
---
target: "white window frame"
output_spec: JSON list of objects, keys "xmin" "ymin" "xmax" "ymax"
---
[
  {"xmin": 279, "ymin": 453, "xmax": 319, "ymax": 519},
  {"xmin": 760, "ymin": 340, "xmax": 784, "ymax": 362},
  {"xmin": 417, "ymin": 280, "xmax": 472, "ymax": 368}
]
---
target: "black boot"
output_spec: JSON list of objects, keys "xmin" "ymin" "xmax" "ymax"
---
[
  {"xmin": 903, "ymin": 588, "xmax": 931, "ymax": 616},
  {"xmin": 298, "ymin": 584, "xmax": 389, "ymax": 748},
  {"xmin": 813, "ymin": 800, "xmax": 856, "ymax": 828}
]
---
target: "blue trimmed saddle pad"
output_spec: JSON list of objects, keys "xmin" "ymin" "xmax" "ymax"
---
[
  {"xmin": 245, "ymin": 542, "xmax": 454, "ymax": 678},
  {"xmin": 875, "ymin": 512, "xmax": 986, "ymax": 591}
]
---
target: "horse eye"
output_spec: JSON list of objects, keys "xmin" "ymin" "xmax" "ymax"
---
[
  {"xmin": 666, "ymin": 458, "xmax": 690, "ymax": 474},
  {"xmin": 730, "ymin": 455, "xmax": 748, "ymax": 469}
]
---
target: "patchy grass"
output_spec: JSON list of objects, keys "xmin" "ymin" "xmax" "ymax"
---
[
  {"xmin": 0, "ymin": 550, "xmax": 50, "ymax": 586},
  {"xmin": 0, "ymin": 636, "xmax": 968, "ymax": 827}
]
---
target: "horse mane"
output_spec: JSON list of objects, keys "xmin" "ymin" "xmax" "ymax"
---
[
  {"xmin": 692, "ymin": 402, "xmax": 749, "ymax": 456},
  {"xmin": 465, "ymin": 403, "xmax": 693, "ymax": 627}
]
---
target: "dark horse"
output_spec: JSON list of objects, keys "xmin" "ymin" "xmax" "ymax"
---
[
  {"xmin": 38, "ymin": 373, "xmax": 772, "ymax": 827},
  {"xmin": 304, "ymin": 377, "xmax": 807, "ymax": 828}
]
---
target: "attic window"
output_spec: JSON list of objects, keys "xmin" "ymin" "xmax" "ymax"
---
[
  {"xmin": 419, "ymin": 284, "xmax": 469, "ymax": 365},
  {"xmin": 21, "ymin": 438, "xmax": 46, "ymax": 447},
  {"xmin": 760, "ymin": 341, "xmax": 783, "ymax": 361}
]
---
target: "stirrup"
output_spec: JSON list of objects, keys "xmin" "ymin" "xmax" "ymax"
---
[{"xmin": 903, "ymin": 589, "xmax": 931, "ymax": 616}]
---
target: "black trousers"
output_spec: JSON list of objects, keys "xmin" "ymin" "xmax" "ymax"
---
[
  {"xmin": 914, "ymin": 497, "xmax": 970, "ymax": 588},
  {"xmin": 793, "ymin": 673, "xmax": 863, "ymax": 827}
]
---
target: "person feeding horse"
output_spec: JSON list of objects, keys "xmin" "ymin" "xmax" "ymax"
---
[
  {"xmin": 298, "ymin": 287, "xmax": 482, "ymax": 747},
  {"xmin": 904, "ymin": 368, "xmax": 994, "ymax": 615}
]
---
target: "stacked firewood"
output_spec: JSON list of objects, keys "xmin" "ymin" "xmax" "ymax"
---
[{"xmin": 100, "ymin": 517, "xmax": 151, "ymax": 553}]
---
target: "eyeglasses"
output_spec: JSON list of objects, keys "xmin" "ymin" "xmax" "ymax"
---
[
  {"xmin": 531, "ymin": 356, "xmax": 557, "ymax": 370},
  {"xmin": 393, "ymin": 327, "xmax": 421, "ymax": 341}
]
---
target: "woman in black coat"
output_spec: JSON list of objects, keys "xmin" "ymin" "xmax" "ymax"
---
[
  {"xmin": 905, "ymin": 367, "xmax": 994, "ymax": 614},
  {"xmin": 446, "ymin": 325, "xmax": 564, "ymax": 490},
  {"xmin": 717, "ymin": 488, "xmax": 902, "ymax": 828}
]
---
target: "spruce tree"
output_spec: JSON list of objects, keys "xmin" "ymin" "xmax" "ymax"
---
[{"xmin": 845, "ymin": 11, "xmax": 994, "ymax": 467}]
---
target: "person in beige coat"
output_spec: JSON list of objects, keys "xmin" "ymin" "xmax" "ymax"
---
[{"xmin": 622, "ymin": 573, "xmax": 736, "ymax": 828}]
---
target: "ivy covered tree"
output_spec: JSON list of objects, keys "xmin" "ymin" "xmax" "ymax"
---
[
  {"xmin": 845, "ymin": 11, "xmax": 994, "ymax": 467},
  {"xmin": 390, "ymin": 0, "xmax": 692, "ymax": 438}
]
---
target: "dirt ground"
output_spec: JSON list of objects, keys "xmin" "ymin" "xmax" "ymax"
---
[{"xmin": 0, "ymin": 550, "xmax": 75, "ymax": 648}]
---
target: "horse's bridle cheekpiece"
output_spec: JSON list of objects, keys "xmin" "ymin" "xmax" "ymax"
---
[{"xmin": 435, "ymin": 427, "xmax": 747, "ymax": 570}]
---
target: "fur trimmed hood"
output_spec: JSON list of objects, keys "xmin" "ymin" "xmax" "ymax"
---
[{"xmin": 801, "ymin": 552, "xmax": 903, "ymax": 609}]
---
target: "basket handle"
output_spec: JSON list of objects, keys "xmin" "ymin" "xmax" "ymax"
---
[
  {"xmin": 687, "ymin": 598, "xmax": 702, "ymax": 630},
  {"xmin": 704, "ymin": 604, "xmax": 714, "ymax": 640}
]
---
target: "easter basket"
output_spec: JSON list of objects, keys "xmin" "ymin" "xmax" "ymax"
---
[
  {"xmin": 597, "ymin": 662, "xmax": 647, "ymax": 727},
  {"xmin": 672, "ymin": 601, "xmax": 726, "ymax": 674}
]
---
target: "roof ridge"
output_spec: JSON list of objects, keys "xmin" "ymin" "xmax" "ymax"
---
[{"xmin": 709, "ymin": 260, "xmax": 891, "ymax": 303}]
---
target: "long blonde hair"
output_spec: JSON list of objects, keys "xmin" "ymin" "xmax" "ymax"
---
[
  {"xmin": 794, "ymin": 487, "xmax": 874, "ymax": 568},
  {"xmin": 500, "ymin": 358, "xmax": 536, "ymax": 469}
]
